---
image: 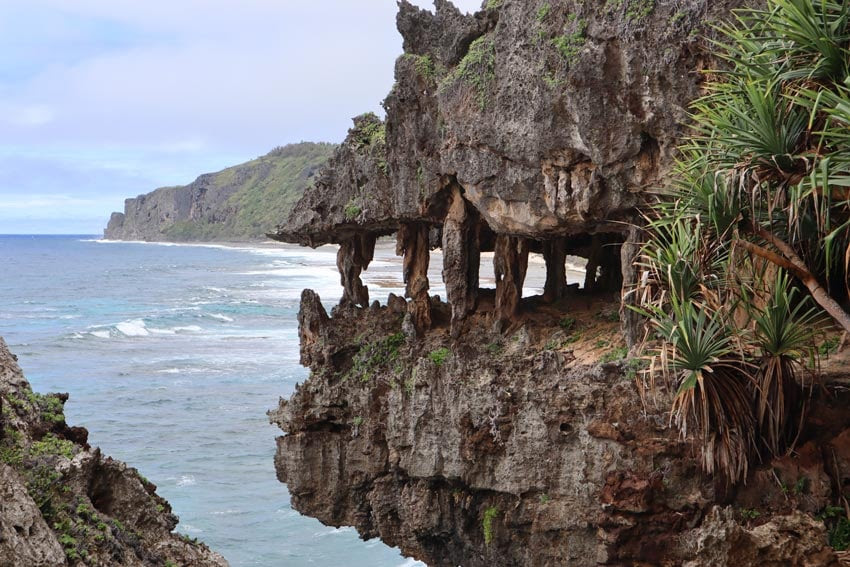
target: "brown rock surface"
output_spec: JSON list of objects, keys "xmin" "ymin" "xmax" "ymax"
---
[
  {"xmin": 267, "ymin": 0, "xmax": 850, "ymax": 565},
  {"xmin": 0, "ymin": 338, "xmax": 228, "ymax": 567}
]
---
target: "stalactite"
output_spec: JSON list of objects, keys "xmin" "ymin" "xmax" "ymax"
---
[
  {"xmin": 494, "ymin": 234, "xmax": 529, "ymax": 328},
  {"xmin": 542, "ymin": 238, "xmax": 568, "ymax": 303},
  {"xmin": 397, "ymin": 223, "xmax": 431, "ymax": 332},
  {"xmin": 337, "ymin": 232, "xmax": 376, "ymax": 308},
  {"xmin": 442, "ymin": 186, "xmax": 481, "ymax": 338}
]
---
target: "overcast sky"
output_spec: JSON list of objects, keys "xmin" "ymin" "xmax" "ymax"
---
[{"xmin": 0, "ymin": 0, "xmax": 482, "ymax": 234}]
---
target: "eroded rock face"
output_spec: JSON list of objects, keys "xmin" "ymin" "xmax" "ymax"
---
[
  {"xmin": 104, "ymin": 143, "xmax": 333, "ymax": 242},
  {"xmin": 684, "ymin": 508, "xmax": 840, "ymax": 567},
  {"xmin": 275, "ymin": 0, "xmax": 748, "ymax": 247},
  {"xmin": 264, "ymin": 1, "xmax": 850, "ymax": 565},
  {"xmin": 271, "ymin": 299, "xmax": 845, "ymax": 566},
  {"xmin": 0, "ymin": 464, "xmax": 65, "ymax": 567},
  {"xmin": 0, "ymin": 338, "xmax": 228, "ymax": 567},
  {"xmin": 271, "ymin": 0, "xmax": 753, "ymax": 345}
]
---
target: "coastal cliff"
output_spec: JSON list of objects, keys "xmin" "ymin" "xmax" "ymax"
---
[
  {"xmin": 269, "ymin": 0, "xmax": 850, "ymax": 565},
  {"xmin": 0, "ymin": 338, "xmax": 227, "ymax": 566},
  {"xmin": 104, "ymin": 142, "xmax": 333, "ymax": 242}
]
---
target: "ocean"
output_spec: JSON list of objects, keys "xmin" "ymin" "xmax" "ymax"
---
[
  {"xmin": 0, "ymin": 235, "xmax": 563, "ymax": 566},
  {"xmin": 0, "ymin": 235, "xmax": 426, "ymax": 567}
]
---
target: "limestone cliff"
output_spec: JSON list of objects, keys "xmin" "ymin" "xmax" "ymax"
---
[
  {"xmin": 0, "ymin": 338, "xmax": 227, "ymax": 567},
  {"xmin": 267, "ymin": 0, "xmax": 850, "ymax": 565},
  {"xmin": 271, "ymin": 295, "xmax": 848, "ymax": 566},
  {"xmin": 104, "ymin": 142, "xmax": 334, "ymax": 242}
]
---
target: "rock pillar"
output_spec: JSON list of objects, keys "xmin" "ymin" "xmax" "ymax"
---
[
  {"xmin": 337, "ymin": 233, "xmax": 376, "ymax": 308},
  {"xmin": 297, "ymin": 289, "xmax": 330, "ymax": 368},
  {"xmin": 542, "ymin": 238, "xmax": 568, "ymax": 303},
  {"xmin": 442, "ymin": 186, "xmax": 480, "ymax": 338},
  {"xmin": 584, "ymin": 235, "xmax": 622, "ymax": 293},
  {"xmin": 584, "ymin": 236, "xmax": 601, "ymax": 291},
  {"xmin": 494, "ymin": 235, "xmax": 529, "ymax": 327},
  {"xmin": 397, "ymin": 223, "xmax": 431, "ymax": 332},
  {"xmin": 620, "ymin": 225, "xmax": 642, "ymax": 348}
]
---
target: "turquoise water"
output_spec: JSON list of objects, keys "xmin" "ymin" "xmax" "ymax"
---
[{"xmin": 0, "ymin": 235, "xmax": 422, "ymax": 567}]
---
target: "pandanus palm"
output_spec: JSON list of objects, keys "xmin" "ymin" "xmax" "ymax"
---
[{"xmin": 636, "ymin": 0, "xmax": 850, "ymax": 482}]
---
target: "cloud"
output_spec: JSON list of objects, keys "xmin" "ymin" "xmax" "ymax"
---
[
  {"xmin": 0, "ymin": 102, "xmax": 54, "ymax": 127},
  {"xmin": 0, "ymin": 194, "xmax": 97, "ymax": 212},
  {"xmin": 0, "ymin": 0, "xmax": 485, "ymax": 233}
]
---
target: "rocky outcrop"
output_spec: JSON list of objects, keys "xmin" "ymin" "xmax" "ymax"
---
[
  {"xmin": 0, "ymin": 338, "xmax": 227, "ymax": 566},
  {"xmin": 271, "ymin": 298, "xmax": 848, "ymax": 566},
  {"xmin": 266, "ymin": 0, "xmax": 850, "ymax": 565},
  {"xmin": 275, "ymin": 0, "xmax": 747, "ymax": 244},
  {"xmin": 104, "ymin": 142, "xmax": 333, "ymax": 242},
  {"xmin": 270, "ymin": 0, "xmax": 750, "ymax": 334}
]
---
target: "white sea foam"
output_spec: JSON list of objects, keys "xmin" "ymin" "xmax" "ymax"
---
[
  {"xmin": 90, "ymin": 330, "xmax": 112, "ymax": 339},
  {"xmin": 177, "ymin": 475, "xmax": 196, "ymax": 487},
  {"xmin": 115, "ymin": 319, "xmax": 149, "ymax": 337},
  {"xmin": 396, "ymin": 559, "xmax": 427, "ymax": 567},
  {"xmin": 149, "ymin": 325, "xmax": 202, "ymax": 334},
  {"xmin": 208, "ymin": 313, "xmax": 234, "ymax": 323},
  {"xmin": 318, "ymin": 527, "xmax": 355, "ymax": 537}
]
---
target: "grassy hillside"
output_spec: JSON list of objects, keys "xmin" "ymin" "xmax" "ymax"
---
[{"xmin": 161, "ymin": 142, "xmax": 335, "ymax": 240}]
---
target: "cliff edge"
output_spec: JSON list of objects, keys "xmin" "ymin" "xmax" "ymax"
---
[
  {"xmin": 104, "ymin": 142, "xmax": 334, "ymax": 242},
  {"xmin": 268, "ymin": 0, "xmax": 850, "ymax": 565}
]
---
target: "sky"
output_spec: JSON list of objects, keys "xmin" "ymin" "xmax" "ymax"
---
[{"xmin": 0, "ymin": 0, "xmax": 483, "ymax": 234}]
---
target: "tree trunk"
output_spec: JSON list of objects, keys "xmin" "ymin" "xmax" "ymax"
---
[{"xmin": 738, "ymin": 238, "xmax": 850, "ymax": 333}]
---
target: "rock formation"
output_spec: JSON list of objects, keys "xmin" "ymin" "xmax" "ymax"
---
[
  {"xmin": 104, "ymin": 142, "xmax": 333, "ymax": 242},
  {"xmin": 0, "ymin": 338, "xmax": 228, "ymax": 566},
  {"xmin": 268, "ymin": 0, "xmax": 850, "ymax": 565}
]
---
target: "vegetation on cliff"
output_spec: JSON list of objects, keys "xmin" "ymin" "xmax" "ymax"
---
[
  {"xmin": 106, "ymin": 142, "xmax": 335, "ymax": 241},
  {"xmin": 638, "ymin": 0, "xmax": 850, "ymax": 483},
  {"xmin": 0, "ymin": 339, "xmax": 226, "ymax": 566},
  {"xmin": 165, "ymin": 142, "xmax": 335, "ymax": 240}
]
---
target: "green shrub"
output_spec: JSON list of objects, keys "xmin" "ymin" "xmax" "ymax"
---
[
  {"xmin": 830, "ymin": 517, "xmax": 850, "ymax": 551},
  {"xmin": 558, "ymin": 316, "xmax": 576, "ymax": 331},
  {"xmin": 551, "ymin": 15, "xmax": 586, "ymax": 62},
  {"xmin": 439, "ymin": 36, "xmax": 496, "ymax": 110},
  {"xmin": 344, "ymin": 201, "xmax": 361, "ymax": 220},
  {"xmin": 600, "ymin": 346, "xmax": 628, "ymax": 363},
  {"xmin": 482, "ymin": 506, "xmax": 499, "ymax": 545},
  {"xmin": 347, "ymin": 333, "xmax": 406, "ymax": 382},
  {"xmin": 635, "ymin": 0, "xmax": 850, "ymax": 483},
  {"xmin": 428, "ymin": 347, "xmax": 451, "ymax": 366},
  {"xmin": 30, "ymin": 434, "xmax": 74, "ymax": 459}
]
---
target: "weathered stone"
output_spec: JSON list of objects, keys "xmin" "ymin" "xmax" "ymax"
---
[
  {"xmin": 262, "ymin": 2, "xmax": 850, "ymax": 567},
  {"xmin": 298, "ymin": 289, "xmax": 330, "ymax": 369},
  {"xmin": 620, "ymin": 224, "xmax": 643, "ymax": 347},
  {"xmin": 442, "ymin": 185, "xmax": 481, "ymax": 338},
  {"xmin": 543, "ymin": 238, "xmax": 568, "ymax": 303},
  {"xmin": 337, "ymin": 233, "xmax": 377, "ymax": 308},
  {"xmin": 0, "ymin": 464, "xmax": 65, "ymax": 567},
  {"xmin": 397, "ymin": 223, "xmax": 432, "ymax": 333},
  {"xmin": 683, "ymin": 507, "xmax": 840, "ymax": 567},
  {"xmin": 0, "ymin": 338, "xmax": 228, "ymax": 567},
  {"xmin": 494, "ymin": 235, "xmax": 529, "ymax": 327}
]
